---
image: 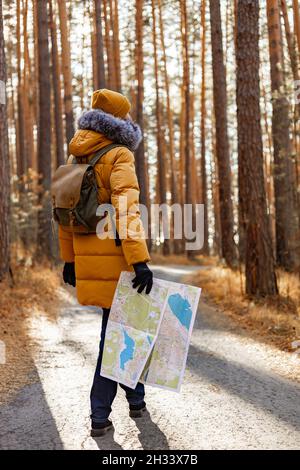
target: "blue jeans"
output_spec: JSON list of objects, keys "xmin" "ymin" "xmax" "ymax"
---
[{"xmin": 90, "ymin": 308, "xmax": 145, "ymax": 423}]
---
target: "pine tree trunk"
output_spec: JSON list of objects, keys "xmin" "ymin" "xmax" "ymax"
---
[
  {"xmin": 112, "ymin": 0, "xmax": 122, "ymax": 92},
  {"xmin": 134, "ymin": 0, "xmax": 150, "ymax": 246},
  {"xmin": 9, "ymin": 83, "xmax": 17, "ymax": 178},
  {"xmin": 158, "ymin": 0, "xmax": 180, "ymax": 254},
  {"xmin": 49, "ymin": 0, "xmax": 65, "ymax": 167},
  {"xmin": 32, "ymin": 0, "xmax": 39, "ymax": 172},
  {"xmin": 103, "ymin": 0, "xmax": 116, "ymax": 90},
  {"xmin": 236, "ymin": 0, "xmax": 278, "ymax": 296},
  {"xmin": 209, "ymin": 0, "xmax": 237, "ymax": 267},
  {"xmin": 267, "ymin": 0, "xmax": 299, "ymax": 270},
  {"xmin": 23, "ymin": 0, "xmax": 33, "ymax": 170},
  {"xmin": 262, "ymin": 81, "xmax": 275, "ymax": 242},
  {"xmin": 179, "ymin": 83, "xmax": 185, "ymax": 208},
  {"xmin": 175, "ymin": 82, "xmax": 186, "ymax": 254},
  {"xmin": 16, "ymin": 0, "xmax": 26, "ymax": 178},
  {"xmin": 181, "ymin": 0, "xmax": 196, "ymax": 258},
  {"xmin": 108, "ymin": 0, "xmax": 120, "ymax": 91},
  {"xmin": 58, "ymin": 0, "xmax": 74, "ymax": 145},
  {"xmin": 280, "ymin": 0, "xmax": 300, "ymax": 232},
  {"xmin": 94, "ymin": 0, "xmax": 106, "ymax": 89},
  {"xmin": 233, "ymin": 0, "xmax": 238, "ymax": 49},
  {"xmin": 36, "ymin": 0, "xmax": 52, "ymax": 259},
  {"xmin": 280, "ymin": 0, "xmax": 299, "ymax": 82},
  {"xmin": 158, "ymin": 0, "xmax": 177, "ymax": 205},
  {"xmin": 212, "ymin": 117, "xmax": 222, "ymax": 257},
  {"xmin": 0, "ymin": 0, "xmax": 10, "ymax": 280},
  {"xmin": 151, "ymin": 0, "xmax": 169, "ymax": 255},
  {"xmin": 293, "ymin": 0, "xmax": 300, "ymax": 56},
  {"xmin": 200, "ymin": 0, "xmax": 209, "ymax": 255},
  {"xmin": 91, "ymin": 2, "xmax": 98, "ymax": 90},
  {"xmin": 181, "ymin": 0, "xmax": 190, "ymax": 207}
]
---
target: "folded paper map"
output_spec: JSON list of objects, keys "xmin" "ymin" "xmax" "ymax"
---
[{"xmin": 100, "ymin": 271, "xmax": 201, "ymax": 392}]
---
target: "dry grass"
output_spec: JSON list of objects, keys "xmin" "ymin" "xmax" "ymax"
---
[
  {"xmin": 150, "ymin": 252, "xmax": 218, "ymax": 266},
  {"xmin": 151, "ymin": 252, "xmax": 300, "ymax": 350},
  {"xmin": 0, "ymin": 265, "xmax": 61, "ymax": 403},
  {"xmin": 191, "ymin": 263, "xmax": 300, "ymax": 351}
]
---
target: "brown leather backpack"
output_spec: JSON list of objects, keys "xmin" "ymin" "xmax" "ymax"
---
[{"xmin": 51, "ymin": 143, "xmax": 125, "ymax": 234}]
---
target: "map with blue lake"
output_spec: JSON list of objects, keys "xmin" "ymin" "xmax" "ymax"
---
[
  {"xmin": 101, "ymin": 272, "xmax": 201, "ymax": 391},
  {"xmin": 120, "ymin": 329, "xmax": 135, "ymax": 370},
  {"xmin": 141, "ymin": 283, "xmax": 201, "ymax": 391},
  {"xmin": 167, "ymin": 294, "xmax": 192, "ymax": 330}
]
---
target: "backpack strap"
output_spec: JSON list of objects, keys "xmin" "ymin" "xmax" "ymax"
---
[
  {"xmin": 72, "ymin": 143, "xmax": 127, "ymax": 165},
  {"xmin": 91, "ymin": 144, "xmax": 129, "ymax": 166},
  {"xmin": 90, "ymin": 143, "xmax": 129, "ymax": 166}
]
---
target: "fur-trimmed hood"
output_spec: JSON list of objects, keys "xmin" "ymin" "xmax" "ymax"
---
[{"xmin": 77, "ymin": 109, "xmax": 142, "ymax": 151}]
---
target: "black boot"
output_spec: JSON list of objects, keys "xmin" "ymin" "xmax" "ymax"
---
[
  {"xmin": 91, "ymin": 419, "xmax": 113, "ymax": 437},
  {"xmin": 129, "ymin": 401, "xmax": 147, "ymax": 418}
]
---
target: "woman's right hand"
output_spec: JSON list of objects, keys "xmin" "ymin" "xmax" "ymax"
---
[{"xmin": 63, "ymin": 262, "xmax": 76, "ymax": 287}]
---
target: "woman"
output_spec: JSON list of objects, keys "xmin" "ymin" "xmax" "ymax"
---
[{"xmin": 58, "ymin": 88, "xmax": 153, "ymax": 437}]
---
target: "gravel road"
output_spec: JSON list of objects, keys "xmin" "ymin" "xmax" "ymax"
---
[{"xmin": 1, "ymin": 265, "xmax": 300, "ymax": 450}]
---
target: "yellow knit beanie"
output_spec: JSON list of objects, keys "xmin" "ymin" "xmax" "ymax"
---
[{"xmin": 91, "ymin": 88, "xmax": 131, "ymax": 119}]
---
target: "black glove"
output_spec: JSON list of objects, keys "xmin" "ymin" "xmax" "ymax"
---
[
  {"xmin": 63, "ymin": 262, "xmax": 76, "ymax": 287},
  {"xmin": 132, "ymin": 262, "xmax": 153, "ymax": 294}
]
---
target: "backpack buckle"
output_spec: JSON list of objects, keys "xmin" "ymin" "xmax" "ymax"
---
[{"xmin": 69, "ymin": 211, "xmax": 75, "ymax": 227}]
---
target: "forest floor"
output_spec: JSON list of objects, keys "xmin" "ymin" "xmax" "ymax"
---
[{"xmin": 0, "ymin": 263, "xmax": 300, "ymax": 450}]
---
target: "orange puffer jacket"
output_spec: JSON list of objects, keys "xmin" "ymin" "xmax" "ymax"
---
[{"xmin": 58, "ymin": 111, "xmax": 150, "ymax": 308}]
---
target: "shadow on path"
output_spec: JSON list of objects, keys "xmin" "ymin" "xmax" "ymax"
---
[
  {"xmin": 91, "ymin": 412, "xmax": 170, "ymax": 450},
  {"xmin": 188, "ymin": 344, "xmax": 300, "ymax": 432},
  {"xmin": 61, "ymin": 336, "xmax": 170, "ymax": 450},
  {"xmin": 92, "ymin": 428, "xmax": 123, "ymax": 450},
  {"xmin": 134, "ymin": 411, "xmax": 169, "ymax": 450},
  {"xmin": 0, "ymin": 370, "xmax": 64, "ymax": 450}
]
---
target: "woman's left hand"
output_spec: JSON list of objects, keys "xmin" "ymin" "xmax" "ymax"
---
[{"xmin": 132, "ymin": 262, "xmax": 153, "ymax": 294}]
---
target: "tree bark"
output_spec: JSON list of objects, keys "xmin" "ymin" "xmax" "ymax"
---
[
  {"xmin": 158, "ymin": 0, "xmax": 180, "ymax": 253},
  {"xmin": 57, "ymin": 0, "xmax": 74, "ymax": 145},
  {"xmin": 32, "ymin": 0, "xmax": 39, "ymax": 172},
  {"xmin": 49, "ymin": 0, "xmax": 65, "ymax": 167},
  {"xmin": 16, "ymin": 0, "xmax": 26, "ymax": 178},
  {"xmin": 293, "ymin": 0, "xmax": 300, "ymax": 57},
  {"xmin": 212, "ymin": 116, "xmax": 222, "ymax": 257},
  {"xmin": 200, "ymin": 0, "xmax": 209, "ymax": 255},
  {"xmin": 108, "ymin": 0, "xmax": 121, "ymax": 91},
  {"xmin": 0, "ymin": 0, "xmax": 10, "ymax": 280},
  {"xmin": 267, "ymin": 0, "xmax": 299, "ymax": 270},
  {"xmin": 22, "ymin": 0, "xmax": 33, "ymax": 170},
  {"xmin": 103, "ymin": 0, "xmax": 116, "ymax": 89},
  {"xmin": 151, "ymin": 0, "xmax": 169, "ymax": 255},
  {"xmin": 37, "ymin": 0, "xmax": 52, "ymax": 258},
  {"xmin": 209, "ymin": 0, "xmax": 237, "ymax": 267},
  {"xmin": 112, "ymin": 0, "xmax": 122, "ymax": 91},
  {"xmin": 134, "ymin": 0, "xmax": 150, "ymax": 245},
  {"xmin": 181, "ymin": 0, "xmax": 196, "ymax": 258},
  {"xmin": 236, "ymin": 0, "xmax": 278, "ymax": 296},
  {"xmin": 94, "ymin": 0, "xmax": 106, "ymax": 89},
  {"xmin": 280, "ymin": 0, "xmax": 299, "ymax": 82}
]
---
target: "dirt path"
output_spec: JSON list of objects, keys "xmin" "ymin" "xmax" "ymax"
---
[{"xmin": 1, "ymin": 265, "xmax": 300, "ymax": 450}]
